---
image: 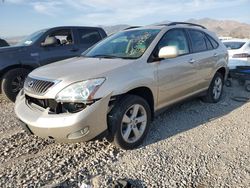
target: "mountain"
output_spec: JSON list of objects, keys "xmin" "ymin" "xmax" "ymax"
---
[
  {"xmin": 5, "ymin": 18, "xmax": 250, "ymax": 45},
  {"xmin": 103, "ymin": 18, "xmax": 250, "ymax": 38},
  {"xmin": 186, "ymin": 18, "xmax": 250, "ymax": 38},
  {"xmin": 102, "ymin": 24, "xmax": 130, "ymax": 35},
  {"xmin": 5, "ymin": 36, "xmax": 25, "ymax": 45}
]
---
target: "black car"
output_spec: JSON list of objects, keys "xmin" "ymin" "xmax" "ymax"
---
[
  {"xmin": 0, "ymin": 26, "xmax": 107, "ymax": 102},
  {"xmin": 0, "ymin": 38, "xmax": 9, "ymax": 47}
]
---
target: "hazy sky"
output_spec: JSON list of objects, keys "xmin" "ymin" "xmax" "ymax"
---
[{"xmin": 0, "ymin": 0, "xmax": 250, "ymax": 37}]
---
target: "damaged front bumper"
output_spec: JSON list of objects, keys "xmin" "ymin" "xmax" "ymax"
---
[{"xmin": 14, "ymin": 91, "xmax": 112, "ymax": 142}]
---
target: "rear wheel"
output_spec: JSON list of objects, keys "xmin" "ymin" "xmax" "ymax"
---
[
  {"xmin": 1, "ymin": 68, "xmax": 29, "ymax": 102},
  {"xmin": 245, "ymin": 84, "xmax": 250, "ymax": 92},
  {"xmin": 202, "ymin": 72, "xmax": 224, "ymax": 103},
  {"xmin": 108, "ymin": 95, "xmax": 151, "ymax": 150},
  {"xmin": 238, "ymin": 79, "xmax": 246, "ymax": 86}
]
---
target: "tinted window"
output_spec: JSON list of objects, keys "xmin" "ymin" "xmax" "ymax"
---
[
  {"xmin": 189, "ymin": 30, "xmax": 207, "ymax": 52},
  {"xmin": 158, "ymin": 29, "xmax": 189, "ymax": 55},
  {"xmin": 223, "ymin": 42, "xmax": 245, "ymax": 50},
  {"xmin": 205, "ymin": 36, "xmax": 213, "ymax": 50},
  {"xmin": 78, "ymin": 29, "xmax": 102, "ymax": 45},
  {"xmin": 207, "ymin": 35, "xmax": 219, "ymax": 49}
]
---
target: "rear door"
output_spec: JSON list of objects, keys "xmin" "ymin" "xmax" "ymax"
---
[
  {"xmin": 76, "ymin": 28, "xmax": 103, "ymax": 53},
  {"xmin": 187, "ymin": 29, "xmax": 219, "ymax": 89},
  {"xmin": 38, "ymin": 28, "xmax": 80, "ymax": 66},
  {"xmin": 156, "ymin": 28, "xmax": 200, "ymax": 109}
]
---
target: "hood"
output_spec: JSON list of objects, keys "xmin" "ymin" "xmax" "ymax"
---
[
  {"xmin": 0, "ymin": 45, "xmax": 24, "ymax": 54},
  {"xmin": 30, "ymin": 57, "xmax": 135, "ymax": 82}
]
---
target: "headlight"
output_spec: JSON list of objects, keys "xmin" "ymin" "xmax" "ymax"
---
[{"xmin": 55, "ymin": 78, "xmax": 105, "ymax": 103}]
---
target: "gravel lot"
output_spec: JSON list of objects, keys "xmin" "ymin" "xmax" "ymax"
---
[{"xmin": 0, "ymin": 82, "xmax": 249, "ymax": 188}]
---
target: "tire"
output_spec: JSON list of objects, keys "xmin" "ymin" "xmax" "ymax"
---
[
  {"xmin": 108, "ymin": 95, "xmax": 151, "ymax": 150},
  {"xmin": 225, "ymin": 79, "xmax": 232, "ymax": 87},
  {"xmin": 245, "ymin": 84, "xmax": 250, "ymax": 92},
  {"xmin": 238, "ymin": 79, "xmax": 246, "ymax": 86},
  {"xmin": 202, "ymin": 72, "xmax": 224, "ymax": 103},
  {"xmin": 1, "ymin": 68, "xmax": 30, "ymax": 102}
]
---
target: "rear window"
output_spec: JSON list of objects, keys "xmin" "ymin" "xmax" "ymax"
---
[
  {"xmin": 223, "ymin": 42, "xmax": 245, "ymax": 50},
  {"xmin": 78, "ymin": 29, "xmax": 102, "ymax": 45}
]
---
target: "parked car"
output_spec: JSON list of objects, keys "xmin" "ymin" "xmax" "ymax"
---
[
  {"xmin": 15, "ymin": 22, "xmax": 228, "ymax": 149},
  {"xmin": 0, "ymin": 38, "xmax": 9, "ymax": 47},
  {"xmin": 0, "ymin": 26, "xmax": 107, "ymax": 102},
  {"xmin": 223, "ymin": 39, "xmax": 250, "ymax": 70}
]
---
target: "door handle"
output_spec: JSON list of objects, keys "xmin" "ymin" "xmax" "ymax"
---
[
  {"xmin": 189, "ymin": 59, "xmax": 196, "ymax": 64},
  {"xmin": 70, "ymin": 48, "xmax": 79, "ymax": 52},
  {"xmin": 214, "ymin": 53, "xmax": 218, "ymax": 57}
]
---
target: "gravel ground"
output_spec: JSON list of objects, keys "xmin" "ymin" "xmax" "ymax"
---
[{"xmin": 0, "ymin": 81, "xmax": 250, "ymax": 188}]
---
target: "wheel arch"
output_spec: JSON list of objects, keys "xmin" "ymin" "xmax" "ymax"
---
[
  {"xmin": 216, "ymin": 67, "xmax": 227, "ymax": 80},
  {"xmin": 125, "ymin": 87, "xmax": 155, "ymax": 120}
]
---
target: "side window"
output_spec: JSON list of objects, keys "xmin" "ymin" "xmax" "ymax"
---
[
  {"xmin": 188, "ymin": 30, "xmax": 207, "ymax": 52},
  {"xmin": 78, "ymin": 29, "xmax": 102, "ymax": 46},
  {"xmin": 207, "ymin": 34, "xmax": 219, "ymax": 49},
  {"xmin": 158, "ymin": 29, "xmax": 189, "ymax": 55},
  {"xmin": 43, "ymin": 29, "xmax": 74, "ymax": 47}
]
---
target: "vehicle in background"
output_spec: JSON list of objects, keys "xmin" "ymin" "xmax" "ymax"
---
[
  {"xmin": 0, "ymin": 38, "xmax": 9, "ymax": 47},
  {"xmin": 0, "ymin": 26, "xmax": 107, "ymax": 102},
  {"xmin": 15, "ymin": 22, "xmax": 228, "ymax": 149},
  {"xmin": 219, "ymin": 36, "xmax": 233, "ymax": 41},
  {"xmin": 223, "ymin": 39, "xmax": 250, "ymax": 70}
]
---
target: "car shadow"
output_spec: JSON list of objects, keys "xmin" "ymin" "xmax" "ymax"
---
[{"xmin": 141, "ymin": 82, "xmax": 249, "ymax": 147}]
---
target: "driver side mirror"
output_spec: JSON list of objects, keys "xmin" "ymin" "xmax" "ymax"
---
[
  {"xmin": 158, "ymin": 46, "xmax": 178, "ymax": 59},
  {"xmin": 41, "ymin": 36, "xmax": 57, "ymax": 47}
]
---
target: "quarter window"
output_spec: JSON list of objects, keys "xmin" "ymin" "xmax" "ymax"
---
[
  {"xmin": 205, "ymin": 36, "xmax": 213, "ymax": 50},
  {"xmin": 158, "ymin": 29, "xmax": 189, "ymax": 55},
  {"xmin": 78, "ymin": 29, "xmax": 102, "ymax": 45},
  {"xmin": 207, "ymin": 35, "xmax": 219, "ymax": 49},
  {"xmin": 189, "ymin": 30, "xmax": 207, "ymax": 52}
]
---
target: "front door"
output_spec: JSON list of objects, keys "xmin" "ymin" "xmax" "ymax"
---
[{"xmin": 156, "ymin": 29, "xmax": 199, "ymax": 109}]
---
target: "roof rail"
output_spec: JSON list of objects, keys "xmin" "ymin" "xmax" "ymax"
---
[
  {"xmin": 159, "ymin": 22, "xmax": 206, "ymax": 29},
  {"xmin": 123, "ymin": 26, "xmax": 141, "ymax": 30}
]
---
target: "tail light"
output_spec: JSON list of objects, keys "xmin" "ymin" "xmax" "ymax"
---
[{"xmin": 232, "ymin": 53, "xmax": 250, "ymax": 58}]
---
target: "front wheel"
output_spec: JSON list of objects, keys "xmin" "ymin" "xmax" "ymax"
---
[
  {"xmin": 108, "ymin": 95, "xmax": 151, "ymax": 150},
  {"xmin": 1, "ymin": 68, "xmax": 29, "ymax": 102},
  {"xmin": 202, "ymin": 72, "xmax": 224, "ymax": 103}
]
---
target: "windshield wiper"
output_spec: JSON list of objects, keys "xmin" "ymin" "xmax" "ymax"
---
[
  {"xmin": 90, "ymin": 54, "xmax": 121, "ymax": 59},
  {"xmin": 84, "ymin": 54, "xmax": 138, "ymax": 59}
]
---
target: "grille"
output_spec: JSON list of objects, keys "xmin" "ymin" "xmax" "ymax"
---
[{"xmin": 24, "ymin": 76, "xmax": 56, "ymax": 95}]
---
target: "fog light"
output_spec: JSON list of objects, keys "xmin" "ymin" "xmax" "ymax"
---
[{"xmin": 67, "ymin": 127, "xmax": 89, "ymax": 140}]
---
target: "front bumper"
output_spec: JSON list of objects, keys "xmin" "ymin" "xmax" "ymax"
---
[{"xmin": 15, "ymin": 92, "xmax": 111, "ymax": 142}]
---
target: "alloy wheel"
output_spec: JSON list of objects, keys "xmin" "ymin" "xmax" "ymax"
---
[
  {"xmin": 213, "ymin": 77, "xmax": 223, "ymax": 100},
  {"xmin": 121, "ymin": 104, "xmax": 147, "ymax": 143}
]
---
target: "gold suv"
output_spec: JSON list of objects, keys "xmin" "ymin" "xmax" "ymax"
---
[{"xmin": 15, "ymin": 22, "xmax": 229, "ymax": 149}]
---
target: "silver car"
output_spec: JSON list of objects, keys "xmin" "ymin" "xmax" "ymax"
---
[{"xmin": 15, "ymin": 22, "xmax": 228, "ymax": 149}]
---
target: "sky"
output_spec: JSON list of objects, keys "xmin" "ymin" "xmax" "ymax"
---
[{"xmin": 0, "ymin": 0, "xmax": 250, "ymax": 37}]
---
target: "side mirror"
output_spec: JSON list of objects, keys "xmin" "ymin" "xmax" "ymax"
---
[
  {"xmin": 41, "ymin": 37, "xmax": 57, "ymax": 47},
  {"xmin": 158, "ymin": 46, "xmax": 178, "ymax": 59}
]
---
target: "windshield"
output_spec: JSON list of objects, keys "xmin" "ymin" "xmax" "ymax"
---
[
  {"xmin": 223, "ymin": 42, "xmax": 246, "ymax": 50},
  {"xmin": 16, "ymin": 29, "xmax": 47, "ymax": 46},
  {"xmin": 84, "ymin": 29, "xmax": 160, "ymax": 59}
]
